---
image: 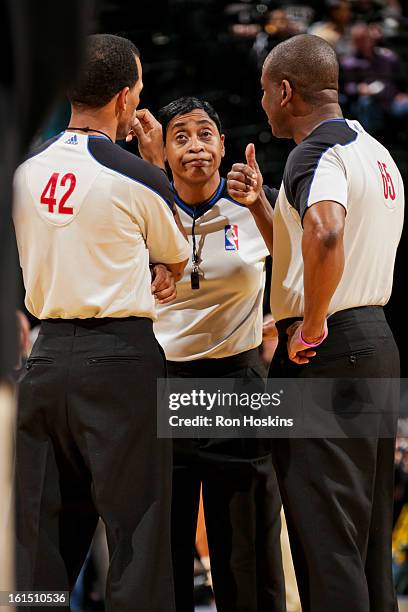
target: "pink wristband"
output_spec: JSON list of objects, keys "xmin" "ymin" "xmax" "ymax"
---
[{"xmin": 300, "ymin": 321, "xmax": 328, "ymax": 348}]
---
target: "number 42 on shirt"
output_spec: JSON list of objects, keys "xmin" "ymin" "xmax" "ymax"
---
[{"xmin": 40, "ymin": 172, "xmax": 77, "ymax": 214}]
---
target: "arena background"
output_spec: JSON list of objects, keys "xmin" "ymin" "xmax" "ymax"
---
[{"xmin": 15, "ymin": 1, "xmax": 408, "ymax": 609}]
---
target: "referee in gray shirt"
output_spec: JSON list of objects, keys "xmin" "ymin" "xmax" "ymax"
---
[{"xmin": 228, "ymin": 34, "xmax": 404, "ymax": 612}]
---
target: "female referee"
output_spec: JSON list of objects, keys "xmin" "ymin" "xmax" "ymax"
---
[{"xmin": 131, "ymin": 96, "xmax": 285, "ymax": 612}]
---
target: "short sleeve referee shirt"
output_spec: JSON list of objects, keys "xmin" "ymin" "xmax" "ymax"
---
[
  {"xmin": 271, "ymin": 119, "xmax": 404, "ymax": 322},
  {"xmin": 13, "ymin": 132, "xmax": 190, "ymax": 320},
  {"xmin": 154, "ymin": 179, "xmax": 277, "ymax": 360}
]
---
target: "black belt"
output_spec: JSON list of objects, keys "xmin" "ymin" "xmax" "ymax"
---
[
  {"xmin": 39, "ymin": 316, "xmax": 152, "ymax": 336},
  {"xmin": 275, "ymin": 306, "xmax": 384, "ymax": 336},
  {"xmin": 167, "ymin": 347, "xmax": 261, "ymax": 376}
]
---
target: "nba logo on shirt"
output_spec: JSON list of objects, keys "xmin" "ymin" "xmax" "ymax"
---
[{"xmin": 225, "ymin": 225, "xmax": 239, "ymax": 250}]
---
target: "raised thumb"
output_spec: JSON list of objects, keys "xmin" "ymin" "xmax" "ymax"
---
[{"xmin": 245, "ymin": 142, "xmax": 257, "ymax": 170}]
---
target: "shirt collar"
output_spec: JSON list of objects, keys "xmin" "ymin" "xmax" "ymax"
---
[{"xmin": 173, "ymin": 178, "xmax": 226, "ymax": 219}]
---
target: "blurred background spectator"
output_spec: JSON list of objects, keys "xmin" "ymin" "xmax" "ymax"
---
[
  {"xmin": 340, "ymin": 21, "xmax": 408, "ymax": 133},
  {"xmin": 252, "ymin": 8, "xmax": 299, "ymax": 69},
  {"xmin": 309, "ymin": 0, "xmax": 353, "ymax": 57}
]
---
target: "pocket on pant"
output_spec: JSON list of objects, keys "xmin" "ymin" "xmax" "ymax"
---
[
  {"xmin": 87, "ymin": 355, "xmax": 142, "ymax": 366},
  {"xmin": 315, "ymin": 346, "xmax": 375, "ymax": 363},
  {"xmin": 25, "ymin": 356, "xmax": 55, "ymax": 370}
]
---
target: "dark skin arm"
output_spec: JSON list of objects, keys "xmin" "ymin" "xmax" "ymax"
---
[
  {"xmin": 246, "ymin": 190, "xmax": 274, "ymax": 256},
  {"xmin": 287, "ymin": 200, "xmax": 346, "ymax": 363}
]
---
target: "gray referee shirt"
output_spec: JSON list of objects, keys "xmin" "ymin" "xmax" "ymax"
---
[{"xmin": 271, "ymin": 119, "xmax": 404, "ymax": 322}]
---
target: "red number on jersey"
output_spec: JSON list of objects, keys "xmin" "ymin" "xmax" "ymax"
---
[
  {"xmin": 40, "ymin": 172, "xmax": 77, "ymax": 214},
  {"xmin": 377, "ymin": 161, "xmax": 396, "ymax": 201},
  {"xmin": 40, "ymin": 172, "xmax": 59, "ymax": 213},
  {"xmin": 59, "ymin": 173, "xmax": 76, "ymax": 214}
]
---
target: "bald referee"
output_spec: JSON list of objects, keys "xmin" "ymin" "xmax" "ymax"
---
[
  {"xmin": 228, "ymin": 34, "xmax": 404, "ymax": 611},
  {"xmin": 13, "ymin": 35, "xmax": 189, "ymax": 611}
]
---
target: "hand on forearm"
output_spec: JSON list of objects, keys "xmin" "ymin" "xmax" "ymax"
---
[{"xmin": 151, "ymin": 264, "xmax": 177, "ymax": 303}]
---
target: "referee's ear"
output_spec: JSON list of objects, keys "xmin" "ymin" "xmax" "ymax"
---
[{"xmin": 116, "ymin": 87, "xmax": 130, "ymax": 113}]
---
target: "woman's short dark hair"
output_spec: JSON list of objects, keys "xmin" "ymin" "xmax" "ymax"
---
[
  {"xmin": 67, "ymin": 34, "xmax": 140, "ymax": 108},
  {"xmin": 158, "ymin": 97, "xmax": 222, "ymax": 140}
]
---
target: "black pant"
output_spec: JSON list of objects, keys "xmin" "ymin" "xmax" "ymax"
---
[
  {"xmin": 167, "ymin": 349, "xmax": 286, "ymax": 612},
  {"xmin": 15, "ymin": 317, "xmax": 175, "ymax": 612},
  {"xmin": 269, "ymin": 306, "xmax": 399, "ymax": 612}
]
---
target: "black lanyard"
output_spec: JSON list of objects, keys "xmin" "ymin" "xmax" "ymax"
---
[
  {"xmin": 191, "ymin": 209, "xmax": 200, "ymax": 290},
  {"xmin": 66, "ymin": 127, "xmax": 114, "ymax": 143},
  {"xmin": 172, "ymin": 180, "xmax": 224, "ymax": 290}
]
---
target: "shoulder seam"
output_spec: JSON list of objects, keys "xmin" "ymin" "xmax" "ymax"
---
[
  {"xmin": 305, "ymin": 129, "xmax": 358, "ymax": 209},
  {"xmin": 86, "ymin": 139, "xmax": 173, "ymax": 210}
]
